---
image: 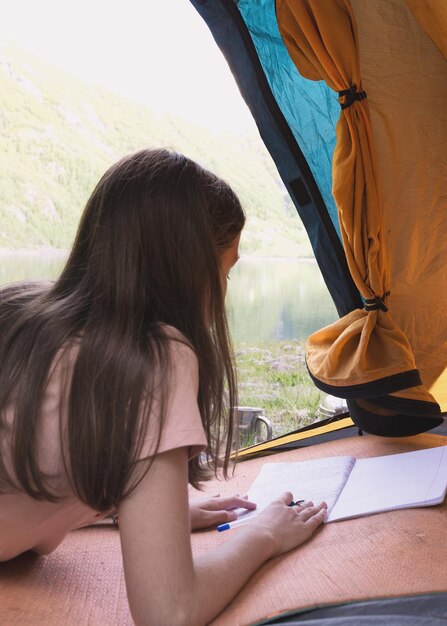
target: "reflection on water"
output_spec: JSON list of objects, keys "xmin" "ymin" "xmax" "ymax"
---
[
  {"xmin": 0, "ymin": 253, "xmax": 338, "ymax": 344},
  {"xmin": 227, "ymin": 258, "xmax": 338, "ymax": 343}
]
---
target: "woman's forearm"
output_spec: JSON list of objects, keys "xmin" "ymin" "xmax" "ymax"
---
[{"xmin": 188, "ymin": 526, "xmax": 275, "ymax": 626}]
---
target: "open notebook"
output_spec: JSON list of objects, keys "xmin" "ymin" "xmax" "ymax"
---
[{"xmin": 240, "ymin": 445, "xmax": 447, "ymax": 523}]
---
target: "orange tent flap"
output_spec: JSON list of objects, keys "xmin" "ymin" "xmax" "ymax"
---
[{"xmin": 276, "ymin": 0, "xmax": 443, "ymax": 425}]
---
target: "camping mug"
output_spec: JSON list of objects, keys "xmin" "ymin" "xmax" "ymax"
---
[{"xmin": 236, "ymin": 406, "xmax": 273, "ymax": 444}]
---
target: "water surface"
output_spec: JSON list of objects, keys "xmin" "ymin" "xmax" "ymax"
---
[{"xmin": 0, "ymin": 253, "xmax": 338, "ymax": 344}]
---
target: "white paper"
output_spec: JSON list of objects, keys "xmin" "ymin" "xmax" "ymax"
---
[
  {"xmin": 247, "ymin": 456, "xmax": 355, "ymax": 516},
  {"xmin": 328, "ymin": 445, "xmax": 447, "ymax": 522}
]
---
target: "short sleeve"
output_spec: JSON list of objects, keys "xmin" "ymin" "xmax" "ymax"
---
[{"xmin": 138, "ymin": 336, "xmax": 207, "ymax": 461}]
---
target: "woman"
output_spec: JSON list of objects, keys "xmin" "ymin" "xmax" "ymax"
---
[{"xmin": 0, "ymin": 149, "xmax": 326, "ymax": 625}]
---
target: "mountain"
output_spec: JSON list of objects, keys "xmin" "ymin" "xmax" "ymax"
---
[{"xmin": 0, "ymin": 42, "xmax": 313, "ymax": 257}]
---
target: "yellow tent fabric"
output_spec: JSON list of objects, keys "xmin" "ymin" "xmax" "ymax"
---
[
  {"xmin": 235, "ymin": 416, "xmax": 354, "ymax": 460},
  {"xmin": 348, "ymin": 0, "xmax": 447, "ymax": 418},
  {"xmin": 405, "ymin": 0, "xmax": 447, "ymax": 59},
  {"xmin": 276, "ymin": 0, "xmax": 444, "ymax": 432}
]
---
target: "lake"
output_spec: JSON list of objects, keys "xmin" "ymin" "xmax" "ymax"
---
[{"xmin": 0, "ymin": 253, "xmax": 338, "ymax": 345}]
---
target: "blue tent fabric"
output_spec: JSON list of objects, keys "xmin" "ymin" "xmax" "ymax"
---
[
  {"xmin": 190, "ymin": 0, "xmax": 362, "ymax": 317},
  {"xmin": 237, "ymin": 0, "xmax": 341, "ymax": 237}
]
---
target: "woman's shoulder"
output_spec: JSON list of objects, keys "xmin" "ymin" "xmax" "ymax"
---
[
  {"xmin": 159, "ymin": 324, "xmax": 189, "ymax": 342},
  {"xmin": 147, "ymin": 326, "xmax": 201, "ymax": 398},
  {"xmin": 159, "ymin": 324, "xmax": 194, "ymax": 351},
  {"xmin": 159, "ymin": 324, "xmax": 198, "ymax": 369}
]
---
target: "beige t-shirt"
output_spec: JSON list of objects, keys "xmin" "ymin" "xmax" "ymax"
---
[{"xmin": 0, "ymin": 331, "xmax": 207, "ymax": 561}]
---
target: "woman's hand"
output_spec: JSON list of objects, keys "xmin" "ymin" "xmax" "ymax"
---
[
  {"xmin": 190, "ymin": 494, "xmax": 257, "ymax": 530},
  {"xmin": 247, "ymin": 492, "xmax": 327, "ymax": 558}
]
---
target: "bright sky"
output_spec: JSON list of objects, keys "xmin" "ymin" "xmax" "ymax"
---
[{"xmin": 1, "ymin": 0, "xmax": 254, "ymax": 130}]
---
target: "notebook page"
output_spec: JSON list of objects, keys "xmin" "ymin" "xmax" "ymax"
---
[
  {"xmin": 246, "ymin": 456, "xmax": 355, "ymax": 518},
  {"xmin": 328, "ymin": 445, "xmax": 447, "ymax": 522}
]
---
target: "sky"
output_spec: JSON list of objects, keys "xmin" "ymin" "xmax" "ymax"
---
[{"xmin": 1, "ymin": 0, "xmax": 254, "ymax": 130}]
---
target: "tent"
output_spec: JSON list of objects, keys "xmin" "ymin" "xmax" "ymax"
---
[
  {"xmin": 187, "ymin": 0, "xmax": 447, "ymax": 623},
  {"xmin": 190, "ymin": 0, "xmax": 447, "ymax": 438}
]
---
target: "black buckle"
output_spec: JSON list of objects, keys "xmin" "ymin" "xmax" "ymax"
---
[
  {"xmin": 338, "ymin": 85, "xmax": 367, "ymax": 110},
  {"xmin": 364, "ymin": 291, "xmax": 390, "ymax": 312}
]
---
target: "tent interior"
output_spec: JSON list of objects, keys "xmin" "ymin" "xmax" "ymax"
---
[
  {"xmin": 186, "ymin": 0, "xmax": 447, "ymax": 622},
  {"xmin": 0, "ymin": 1, "xmax": 446, "ymax": 624}
]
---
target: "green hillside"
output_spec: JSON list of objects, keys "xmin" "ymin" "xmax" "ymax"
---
[{"xmin": 0, "ymin": 42, "xmax": 313, "ymax": 257}]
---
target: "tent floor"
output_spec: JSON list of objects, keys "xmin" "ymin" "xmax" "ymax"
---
[{"xmin": 0, "ymin": 431, "xmax": 445, "ymax": 625}]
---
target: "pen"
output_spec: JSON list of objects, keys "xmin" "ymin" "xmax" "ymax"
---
[{"xmin": 216, "ymin": 500, "xmax": 305, "ymax": 532}]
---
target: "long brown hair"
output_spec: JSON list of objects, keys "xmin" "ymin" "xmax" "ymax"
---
[{"xmin": 0, "ymin": 149, "xmax": 245, "ymax": 511}]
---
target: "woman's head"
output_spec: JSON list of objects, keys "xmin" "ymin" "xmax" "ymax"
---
[{"xmin": 56, "ymin": 148, "xmax": 245, "ymax": 335}]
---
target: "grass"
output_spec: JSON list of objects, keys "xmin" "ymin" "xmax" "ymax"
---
[{"xmin": 234, "ymin": 341, "xmax": 325, "ymax": 444}]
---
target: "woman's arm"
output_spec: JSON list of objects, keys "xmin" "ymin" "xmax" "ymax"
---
[{"xmin": 119, "ymin": 447, "xmax": 326, "ymax": 626}]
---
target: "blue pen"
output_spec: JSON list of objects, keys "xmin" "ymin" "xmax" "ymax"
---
[
  {"xmin": 217, "ymin": 500, "xmax": 305, "ymax": 532},
  {"xmin": 217, "ymin": 515, "xmax": 256, "ymax": 532}
]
